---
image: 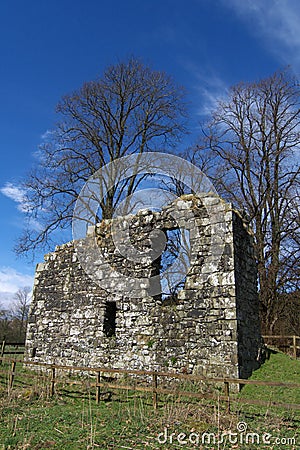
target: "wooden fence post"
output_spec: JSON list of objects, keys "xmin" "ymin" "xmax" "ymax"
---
[
  {"xmin": 0, "ymin": 340, "xmax": 5, "ymax": 365},
  {"xmin": 50, "ymin": 367, "xmax": 56, "ymax": 397},
  {"xmin": 293, "ymin": 336, "xmax": 297, "ymax": 359},
  {"xmin": 9, "ymin": 360, "xmax": 16, "ymax": 389},
  {"xmin": 152, "ymin": 372, "xmax": 158, "ymax": 410},
  {"xmin": 96, "ymin": 372, "xmax": 101, "ymax": 404},
  {"xmin": 224, "ymin": 381, "xmax": 230, "ymax": 413}
]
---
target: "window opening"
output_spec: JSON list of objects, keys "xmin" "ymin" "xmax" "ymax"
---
[
  {"xmin": 160, "ymin": 228, "xmax": 190, "ymax": 304},
  {"xmin": 103, "ymin": 301, "xmax": 117, "ymax": 337}
]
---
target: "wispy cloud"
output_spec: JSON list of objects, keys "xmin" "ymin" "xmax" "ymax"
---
[
  {"xmin": 222, "ymin": 0, "xmax": 300, "ymax": 71},
  {"xmin": 41, "ymin": 129, "xmax": 54, "ymax": 141},
  {"xmin": 0, "ymin": 267, "xmax": 33, "ymax": 293},
  {"xmin": 0, "ymin": 182, "xmax": 30, "ymax": 213},
  {"xmin": 1, "ymin": 182, "xmax": 43, "ymax": 231},
  {"xmin": 0, "ymin": 267, "xmax": 34, "ymax": 307},
  {"xmin": 195, "ymin": 73, "xmax": 228, "ymax": 116},
  {"xmin": 183, "ymin": 61, "xmax": 229, "ymax": 117},
  {"xmin": 184, "ymin": 1, "xmax": 300, "ymax": 118}
]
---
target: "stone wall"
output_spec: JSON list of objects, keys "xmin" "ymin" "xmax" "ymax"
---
[{"xmin": 25, "ymin": 195, "xmax": 262, "ymax": 379}]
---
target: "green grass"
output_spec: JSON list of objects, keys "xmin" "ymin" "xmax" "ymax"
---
[
  {"xmin": 239, "ymin": 350, "xmax": 300, "ymax": 406},
  {"xmin": 1, "ymin": 394, "xmax": 158, "ymax": 449},
  {"xmin": 0, "ymin": 351, "xmax": 299, "ymax": 449}
]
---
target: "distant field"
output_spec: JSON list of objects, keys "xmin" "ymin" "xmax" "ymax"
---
[{"xmin": 0, "ymin": 350, "xmax": 299, "ymax": 449}]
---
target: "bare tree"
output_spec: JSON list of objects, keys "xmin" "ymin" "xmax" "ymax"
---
[
  {"xmin": 17, "ymin": 57, "xmax": 187, "ymax": 256},
  {"xmin": 160, "ymin": 228, "xmax": 191, "ymax": 302},
  {"xmin": 10, "ymin": 287, "xmax": 31, "ymax": 341},
  {"xmin": 198, "ymin": 70, "xmax": 300, "ymax": 333}
]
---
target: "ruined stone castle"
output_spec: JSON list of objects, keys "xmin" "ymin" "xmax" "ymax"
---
[{"xmin": 25, "ymin": 194, "xmax": 262, "ymax": 379}]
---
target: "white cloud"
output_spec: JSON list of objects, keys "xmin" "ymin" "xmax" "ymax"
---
[
  {"xmin": 184, "ymin": 1, "xmax": 300, "ymax": 118},
  {"xmin": 1, "ymin": 183, "xmax": 25, "ymax": 204},
  {"xmin": 222, "ymin": 0, "xmax": 300, "ymax": 71},
  {"xmin": 0, "ymin": 267, "xmax": 34, "ymax": 307},
  {"xmin": 0, "ymin": 182, "xmax": 31, "ymax": 213},
  {"xmin": 0, "ymin": 292, "xmax": 15, "ymax": 309},
  {"xmin": 1, "ymin": 182, "xmax": 44, "ymax": 232},
  {"xmin": 183, "ymin": 60, "xmax": 229, "ymax": 117},
  {"xmin": 0, "ymin": 267, "xmax": 33, "ymax": 293},
  {"xmin": 195, "ymin": 73, "xmax": 228, "ymax": 116},
  {"xmin": 41, "ymin": 129, "xmax": 54, "ymax": 141}
]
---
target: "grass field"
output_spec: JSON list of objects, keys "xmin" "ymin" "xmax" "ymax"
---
[{"xmin": 0, "ymin": 350, "xmax": 299, "ymax": 449}]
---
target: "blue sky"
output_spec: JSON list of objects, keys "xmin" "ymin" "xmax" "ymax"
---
[{"xmin": 0, "ymin": 0, "xmax": 300, "ymax": 305}]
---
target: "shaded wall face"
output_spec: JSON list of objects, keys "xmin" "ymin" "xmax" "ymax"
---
[
  {"xmin": 25, "ymin": 196, "xmax": 261, "ymax": 379},
  {"xmin": 233, "ymin": 215, "xmax": 262, "ymax": 378}
]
